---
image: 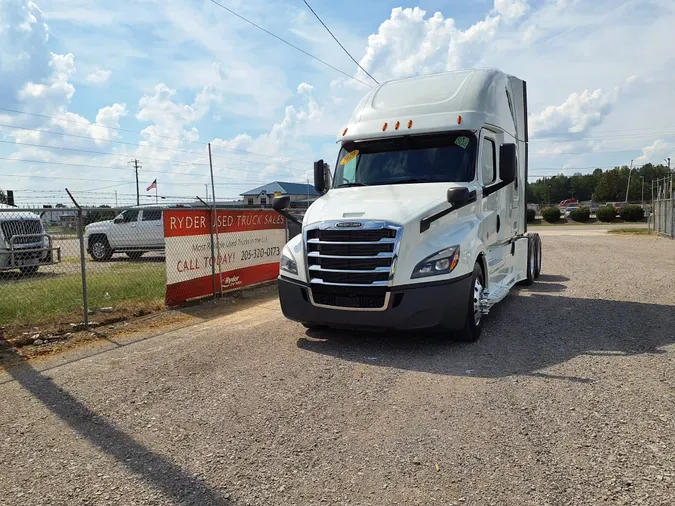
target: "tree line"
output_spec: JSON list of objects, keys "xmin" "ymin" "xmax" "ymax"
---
[{"xmin": 527, "ymin": 163, "xmax": 671, "ymax": 205}]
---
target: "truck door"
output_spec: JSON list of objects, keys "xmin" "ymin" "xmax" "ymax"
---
[
  {"xmin": 138, "ymin": 209, "xmax": 164, "ymax": 249},
  {"xmin": 478, "ymin": 130, "xmax": 510, "ymax": 280},
  {"xmin": 109, "ymin": 209, "xmax": 140, "ymax": 248}
]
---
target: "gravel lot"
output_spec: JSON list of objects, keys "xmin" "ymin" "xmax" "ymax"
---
[{"xmin": 1, "ymin": 232, "xmax": 674, "ymax": 506}]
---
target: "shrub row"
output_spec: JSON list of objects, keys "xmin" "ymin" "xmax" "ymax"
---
[
  {"xmin": 538, "ymin": 204, "xmax": 647, "ymax": 223},
  {"xmin": 541, "ymin": 206, "xmax": 561, "ymax": 223}
]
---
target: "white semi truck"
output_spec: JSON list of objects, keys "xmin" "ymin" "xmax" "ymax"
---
[{"xmin": 273, "ymin": 68, "xmax": 542, "ymax": 341}]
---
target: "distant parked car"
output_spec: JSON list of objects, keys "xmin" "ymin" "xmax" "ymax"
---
[
  {"xmin": 561, "ymin": 203, "xmax": 580, "ymax": 218},
  {"xmin": 84, "ymin": 204, "xmax": 189, "ymax": 262}
]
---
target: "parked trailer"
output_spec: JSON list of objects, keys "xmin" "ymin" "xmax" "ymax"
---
[{"xmin": 273, "ymin": 68, "xmax": 542, "ymax": 341}]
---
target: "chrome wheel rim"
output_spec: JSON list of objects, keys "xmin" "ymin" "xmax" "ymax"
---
[
  {"xmin": 92, "ymin": 242, "xmax": 106, "ymax": 259},
  {"xmin": 473, "ymin": 277, "xmax": 483, "ymax": 326},
  {"xmin": 529, "ymin": 247, "xmax": 535, "ymax": 276}
]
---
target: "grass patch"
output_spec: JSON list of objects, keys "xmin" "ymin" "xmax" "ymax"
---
[
  {"xmin": 0, "ymin": 262, "xmax": 165, "ymax": 326},
  {"xmin": 607, "ymin": 228, "xmax": 654, "ymax": 235}
]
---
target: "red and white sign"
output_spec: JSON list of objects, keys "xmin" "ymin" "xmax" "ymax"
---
[{"xmin": 164, "ymin": 209, "xmax": 286, "ymax": 306}]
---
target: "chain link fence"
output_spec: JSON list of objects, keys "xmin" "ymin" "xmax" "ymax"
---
[
  {"xmin": 0, "ymin": 203, "xmax": 300, "ymax": 333},
  {"xmin": 652, "ymin": 176, "xmax": 674, "ymax": 238}
]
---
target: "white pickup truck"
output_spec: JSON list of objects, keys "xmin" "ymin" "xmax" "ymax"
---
[
  {"xmin": 0, "ymin": 204, "xmax": 61, "ymax": 275},
  {"xmin": 274, "ymin": 68, "xmax": 542, "ymax": 342},
  {"xmin": 84, "ymin": 205, "xmax": 171, "ymax": 261}
]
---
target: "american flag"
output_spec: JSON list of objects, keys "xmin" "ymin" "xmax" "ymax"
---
[{"xmin": 146, "ymin": 179, "xmax": 157, "ymax": 191}]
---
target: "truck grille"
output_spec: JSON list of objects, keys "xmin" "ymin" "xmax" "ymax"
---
[
  {"xmin": 305, "ymin": 222, "xmax": 401, "ymax": 310},
  {"xmin": 1, "ymin": 220, "xmax": 43, "ymax": 245}
]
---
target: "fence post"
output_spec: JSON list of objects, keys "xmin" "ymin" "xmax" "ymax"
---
[
  {"xmin": 66, "ymin": 189, "xmax": 89, "ymax": 329},
  {"xmin": 197, "ymin": 196, "xmax": 217, "ymax": 298}
]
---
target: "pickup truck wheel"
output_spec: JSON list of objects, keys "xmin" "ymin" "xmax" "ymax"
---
[
  {"xmin": 456, "ymin": 262, "xmax": 484, "ymax": 343},
  {"xmin": 126, "ymin": 251, "xmax": 146, "ymax": 260},
  {"xmin": 90, "ymin": 237, "xmax": 112, "ymax": 262},
  {"xmin": 19, "ymin": 265, "xmax": 39, "ymax": 276}
]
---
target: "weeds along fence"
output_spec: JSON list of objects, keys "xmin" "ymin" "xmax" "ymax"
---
[
  {"xmin": 0, "ymin": 203, "xmax": 303, "ymax": 331},
  {"xmin": 652, "ymin": 177, "xmax": 674, "ymax": 238}
]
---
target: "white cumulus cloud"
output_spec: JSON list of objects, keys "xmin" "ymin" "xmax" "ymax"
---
[
  {"xmin": 493, "ymin": 0, "xmax": 530, "ymax": 23},
  {"xmin": 297, "ymin": 82, "xmax": 314, "ymax": 94},
  {"xmin": 634, "ymin": 140, "xmax": 675, "ymax": 165},
  {"xmin": 86, "ymin": 68, "xmax": 111, "ymax": 85}
]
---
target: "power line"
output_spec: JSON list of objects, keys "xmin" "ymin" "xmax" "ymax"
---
[
  {"xmin": 0, "ymin": 151, "xmax": 304, "ymax": 181},
  {"xmin": 0, "ymin": 115, "xmax": 310, "ymax": 165},
  {"xmin": 529, "ymin": 130, "xmax": 675, "ymax": 142},
  {"xmin": 205, "ymin": 0, "xmax": 372, "ymax": 88},
  {"xmin": 0, "ymin": 139, "xmax": 307, "ymax": 172},
  {"xmin": 301, "ymin": 0, "xmax": 378, "ymax": 85}
]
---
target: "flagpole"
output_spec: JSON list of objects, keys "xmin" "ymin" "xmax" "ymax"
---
[{"xmin": 155, "ymin": 183, "xmax": 158, "ymax": 204}]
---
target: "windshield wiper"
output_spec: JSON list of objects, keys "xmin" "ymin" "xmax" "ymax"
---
[{"xmin": 337, "ymin": 182, "xmax": 367, "ymax": 188}]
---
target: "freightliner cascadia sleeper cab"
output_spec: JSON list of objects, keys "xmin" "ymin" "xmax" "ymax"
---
[{"xmin": 273, "ymin": 68, "xmax": 542, "ymax": 342}]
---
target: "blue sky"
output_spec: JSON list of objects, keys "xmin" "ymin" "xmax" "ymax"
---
[{"xmin": 1, "ymin": 0, "xmax": 675, "ymax": 206}]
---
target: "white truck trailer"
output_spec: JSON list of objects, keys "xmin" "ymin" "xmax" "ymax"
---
[{"xmin": 273, "ymin": 68, "xmax": 542, "ymax": 341}]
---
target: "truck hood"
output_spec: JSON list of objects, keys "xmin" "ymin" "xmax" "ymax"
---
[
  {"xmin": 304, "ymin": 183, "xmax": 464, "ymax": 226},
  {"xmin": 85, "ymin": 220, "xmax": 112, "ymax": 231}
]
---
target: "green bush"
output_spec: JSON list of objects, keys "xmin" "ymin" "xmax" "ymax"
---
[
  {"xmin": 541, "ymin": 206, "xmax": 561, "ymax": 223},
  {"xmin": 619, "ymin": 204, "xmax": 645, "ymax": 222},
  {"xmin": 526, "ymin": 208, "xmax": 536, "ymax": 222},
  {"xmin": 569, "ymin": 206, "xmax": 591, "ymax": 223},
  {"xmin": 596, "ymin": 205, "xmax": 617, "ymax": 222}
]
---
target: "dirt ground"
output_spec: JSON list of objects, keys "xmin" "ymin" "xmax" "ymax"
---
[{"xmin": 1, "ymin": 231, "xmax": 674, "ymax": 506}]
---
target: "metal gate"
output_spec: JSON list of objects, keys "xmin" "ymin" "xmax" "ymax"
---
[{"xmin": 652, "ymin": 177, "xmax": 674, "ymax": 238}]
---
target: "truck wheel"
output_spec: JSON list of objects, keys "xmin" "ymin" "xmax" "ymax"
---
[
  {"xmin": 20, "ymin": 265, "xmax": 39, "ymax": 276},
  {"xmin": 518, "ymin": 236, "xmax": 535, "ymax": 286},
  {"xmin": 457, "ymin": 262, "xmax": 485, "ymax": 343},
  {"xmin": 90, "ymin": 237, "xmax": 112, "ymax": 262},
  {"xmin": 533, "ymin": 233, "xmax": 542, "ymax": 279},
  {"xmin": 126, "ymin": 251, "xmax": 146, "ymax": 260}
]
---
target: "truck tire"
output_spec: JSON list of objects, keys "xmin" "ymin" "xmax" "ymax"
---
[
  {"xmin": 518, "ymin": 236, "xmax": 535, "ymax": 286},
  {"xmin": 533, "ymin": 233, "xmax": 542, "ymax": 279},
  {"xmin": 126, "ymin": 251, "xmax": 146, "ymax": 260},
  {"xmin": 89, "ymin": 236, "xmax": 113, "ymax": 262},
  {"xmin": 20, "ymin": 265, "xmax": 39, "ymax": 276},
  {"xmin": 457, "ymin": 262, "xmax": 485, "ymax": 342}
]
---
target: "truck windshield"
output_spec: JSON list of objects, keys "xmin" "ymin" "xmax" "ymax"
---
[{"xmin": 333, "ymin": 132, "xmax": 477, "ymax": 188}]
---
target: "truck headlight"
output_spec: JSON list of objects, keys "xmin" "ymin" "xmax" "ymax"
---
[
  {"xmin": 280, "ymin": 245, "xmax": 298, "ymax": 275},
  {"xmin": 411, "ymin": 246, "xmax": 460, "ymax": 279}
]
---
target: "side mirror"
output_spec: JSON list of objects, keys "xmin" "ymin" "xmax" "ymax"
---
[
  {"xmin": 273, "ymin": 195, "xmax": 291, "ymax": 212},
  {"xmin": 499, "ymin": 143, "xmax": 517, "ymax": 185},
  {"xmin": 447, "ymin": 187, "xmax": 474, "ymax": 205},
  {"xmin": 113, "ymin": 217, "xmax": 123, "ymax": 224},
  {"xmin": 314, "ymin": 159, "xmax": 326, "ymax": 193}
]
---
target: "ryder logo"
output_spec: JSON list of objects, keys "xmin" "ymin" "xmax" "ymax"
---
[{"xmin": 222, "ymin": 275, "xmax": 243, "ymax": 289}]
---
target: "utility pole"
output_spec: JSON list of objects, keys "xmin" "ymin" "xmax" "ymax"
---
[
  {"xmin": 625, "ymin": 159, "xmax": 633, "ymax": 203},
  {"xmin": 114, "ymin": 190, "xmax": 118, "ymax": 207},
  {"xmin": 640, "ymin": 176, "xmax": 644, "ymax": 203},
  {"xmin": 129, "ymin": 159, "xmax": 142, "ymax": 205}
]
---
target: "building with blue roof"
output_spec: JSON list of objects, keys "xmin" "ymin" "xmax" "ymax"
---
[{"xmin": 240, "ymin": 181, "xmax": 320, "ymax": 206}]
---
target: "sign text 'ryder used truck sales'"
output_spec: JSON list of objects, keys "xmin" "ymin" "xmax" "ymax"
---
[{"xmin": 164, "ymin": 209, "xmax": 286, "ymax": 305}]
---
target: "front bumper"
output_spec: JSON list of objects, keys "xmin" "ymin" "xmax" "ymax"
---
[{"xmin": 278, "ymin": 273, "xmax": 472, "ymax": 332}]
